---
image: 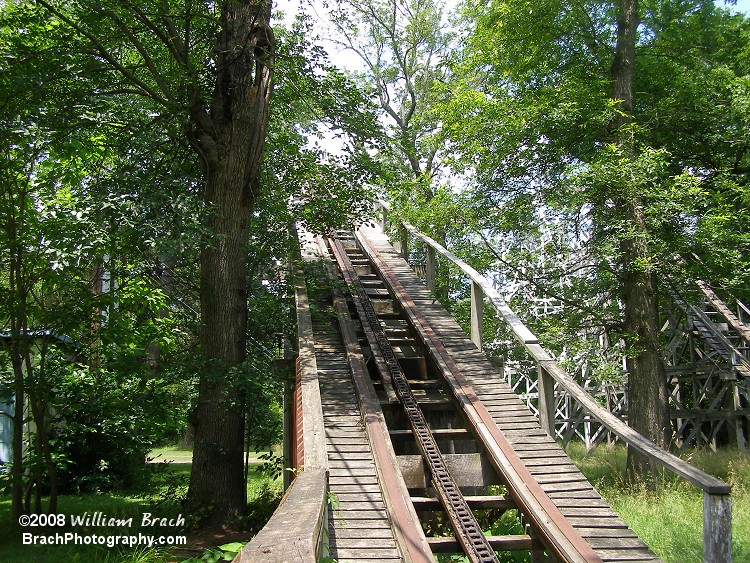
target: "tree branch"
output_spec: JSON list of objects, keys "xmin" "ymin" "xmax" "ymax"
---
[
  {"xmin": 35, "ymin": 0, "xmax": 173, "ymax": 108},
  {"xmin": 478, "ymin": 231, "xmax": 606, "ymax": 321},
  {"xmin": 124, "ymin": 0, "xmax": 188, "ymax": 66},
  {"xmin": 102, "ymin": 9, "xmax": 177, "ymax": 104}
]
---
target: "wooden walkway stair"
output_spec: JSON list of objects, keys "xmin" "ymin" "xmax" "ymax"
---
[{"xmin": 311, "ymin": 291, "xmax": 403, "ymax": 561}]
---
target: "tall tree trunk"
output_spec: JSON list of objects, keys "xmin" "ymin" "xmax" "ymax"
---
[
  {"xmin": 8, "ymin": 215, "xmax": 27, "ymax": 520},
  {"xmin": 30, "ymin": 343, "xmax": 58, "ymax": 514},
  {"xmin": 185, "ymin": 0, "xmax": 274, "ymax": 527},
  {"xmin": 10, "ymin": 346, "xmax": 25, "ymax": 520},
  {"xmin": 610, "ymin": 0, "xmax": 670, "ymax": 479}
]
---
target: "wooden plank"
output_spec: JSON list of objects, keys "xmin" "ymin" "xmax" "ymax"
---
[
  {"xmin": 558, "ymin": 507, "xmax": 620, "ymax": 518},
  {"xmin": 512, "ymin": 448, "xmax": 570, "ymax": 459},
  {"xmin": 333, "ymin": 507, "xmax": 390, "ymax": 518},
  {"xmin": 586, "ymin": 537, "xmax": 653, "ymax": 549},
  {"xmin": 323, "ymin": 414, "xmax": 362, "ymax": 423},
  {"xmin": 500, "ymin": 429, "xmax": 552, "ymax": 438},
  {"xmin": 328, "ymin": 475, "xmax": 379, "ymax": 485},
  {"xmin": 330, "ymin": 518, "xmax": 392, "ymax": 529},
  {"xmin": 328, "ymin": 457, "xmax": 375, "ymax": 466},
  {"xmin": 547, "ymin": 489, "xmax": 607, "ymax": 500},
  {"xmin": 328, "ymin": 468, "xmax": 377, "ymax": 477},
  {"xmin": 329, "ymin": 548, "xmax": 401, "ymax": 559},
  {"xmin": 397, "ymin": 453, "xmax": 501, "ymax": 488},
  {"xmin": 526, "ymin": 463, "xmax": 582, "ymax": 474},
  {"xmin": 327, "ymin": 443, "xmax": 373, "ymax": 452},
  {"xmin": 336, "ymin": 500, "xmax": 388, "ymax": 511},
  {"xmin": 427, "ymin": 534, "xmax": 536, "ymax": 552},
  {"xmin": 491, "ymin": 421, "xmax": 545, "ymax": 431},
  {"xmin": 332, "ymin": 508, "xmax": 390, "ymax": 519},
  {"xmin": 540, "ymin": 481, "xmax": 598, "ymax": 493},
  {"xmin": 592, "ymin": 549, "xmax": 659, "ymax": 561},
  {"xmin": 522, "ymin": 457, "xmax": 579, "ymax": 469},
  {"xmin": 328, "ymin": 453, "xmax": 375, "ymax": 462},
  {"xmin": 328, "ymin": 471, "xmax": 378, "ymax": 480},
  {"xmin": 504, "ymin": 435, "xmax": 557, "ymax": 445},
  {"xmin": 329, "ymin": 484, "xmax": 383, "ymax": 494},
  {"xmin": 323, "ymin": 420, "xmax": 363, "ymax": 429},
  {"xmin": 325, "ymin": 429, "xmax": 367, "ymax": 437},
  {"xmin": 330, "ymin": 527, "xmax": 395, "ymax": 539},
  {"xmin": 504, "ymin": 441, "xmax": 562, "ymax": 452},
  {"xmin": 323, "ymin": 409, "xmax": 361, "ymax": 417},
  {"xmin": 535, "ymin": 474, "xmax": 592, "ymax": 485},
  {"xmin": 563, "ymin": 516, "xmax": 630, "ymax": 528},
  {"xmin": 576, "ymin": 527, "xmax": 639, "ymax": 539},
  {"xmin": 483, "ymin": 408, "xmax": 539, "ymax": 419},
  {"xmin": 330, "ymin": 537, "xmax": 396, "ymax": 549},
  {"xmin": 549, "ymin": 497, "xmax": 611, "ymax": 509}
]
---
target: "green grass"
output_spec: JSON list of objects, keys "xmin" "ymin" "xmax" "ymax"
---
[
  {"xmin": 149, "ymin": 446, "xmax": 194, "ymax": 465},
  {"xmin": 0, "ymin": 492, "xmax": 176, "ymax": 562},
  {"xmin": 0, "ymin": 450, "xmax": 282, "ymax": 563},
  {"xmin": 566, "ymin": 443, "xmax": 750, "ymax": 563},
  {"xmin": 149, "ymin": 445, "xmax": 276, "ymax": 467}
]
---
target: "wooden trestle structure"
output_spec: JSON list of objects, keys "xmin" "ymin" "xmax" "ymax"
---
[{"xmin": 237, "ymin": 223, "xmax": 733, "ymax": 563}]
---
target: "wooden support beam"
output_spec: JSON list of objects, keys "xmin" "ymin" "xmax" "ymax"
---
[
  {"xmin": 427, "ymin": 535, "xmax": 539, "ymax": 553},
  {"xmin": 538, "ymin": 366, "xmax": 556, "ymax": 438},
  {"xmin": 397, "ymin": 453, "xmax": 502, "ymax": 489},
  {"xmin": 411, "ymin": 495, "xmax": 516, "ymax": 511},
  {"xmin": 399, "ymin": 225, "xmax": 409, "ymax": 259},
  {"xmin": 389, "ymin": 428, "xmax": 471, "ymax": 440},
  {"xmin": 704, "ymin": 492, "xmax": 732, "ymax": 563},
  {"xmin": 471, "ymin": 281, "xmax": 483, "ymax": 351},
  {"xmin": 426, "ymin": 245, "xmax": 436, "ymax": 293}
]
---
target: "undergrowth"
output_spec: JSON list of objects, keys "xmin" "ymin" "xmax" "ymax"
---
[{"xmin": 566, "ymin": 443, "xmax": 750, "ymax": 563}]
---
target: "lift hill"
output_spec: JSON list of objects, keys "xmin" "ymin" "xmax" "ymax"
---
[{"xmin": 239, "ymin": 220, "xmax": 735, "ymax": 563}]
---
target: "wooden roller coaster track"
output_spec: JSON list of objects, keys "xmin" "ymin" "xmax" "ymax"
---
[{"xmin": 237, "ymin": 222, "xmax": 732, "ymax": 563}]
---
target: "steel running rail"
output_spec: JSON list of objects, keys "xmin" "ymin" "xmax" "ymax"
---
[{"xmin": 328, "ymin": 237, "xmax": 499, "ymax": 563}]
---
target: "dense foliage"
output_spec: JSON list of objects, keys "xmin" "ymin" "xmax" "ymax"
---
[{"xmin": 0, "ymin": 0, "xmax": 379, "ymax": 522}]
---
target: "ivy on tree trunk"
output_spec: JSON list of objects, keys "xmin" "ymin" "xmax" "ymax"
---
[
  {"xmin": 184, "ymin": 1, "xmax": 275, "ymax": 526},
  {"xmin": 610, "ymin": 0, "xmax": 670, "ymax": 479}
]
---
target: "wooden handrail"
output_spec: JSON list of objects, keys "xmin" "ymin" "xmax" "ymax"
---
[
  {"xmin": 383, "ymin": 210, "xmax": 732, "ymax": 562},
  {"xmin": 738, "ymin": 300, "xmax": 750, "ymax": 321}
]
